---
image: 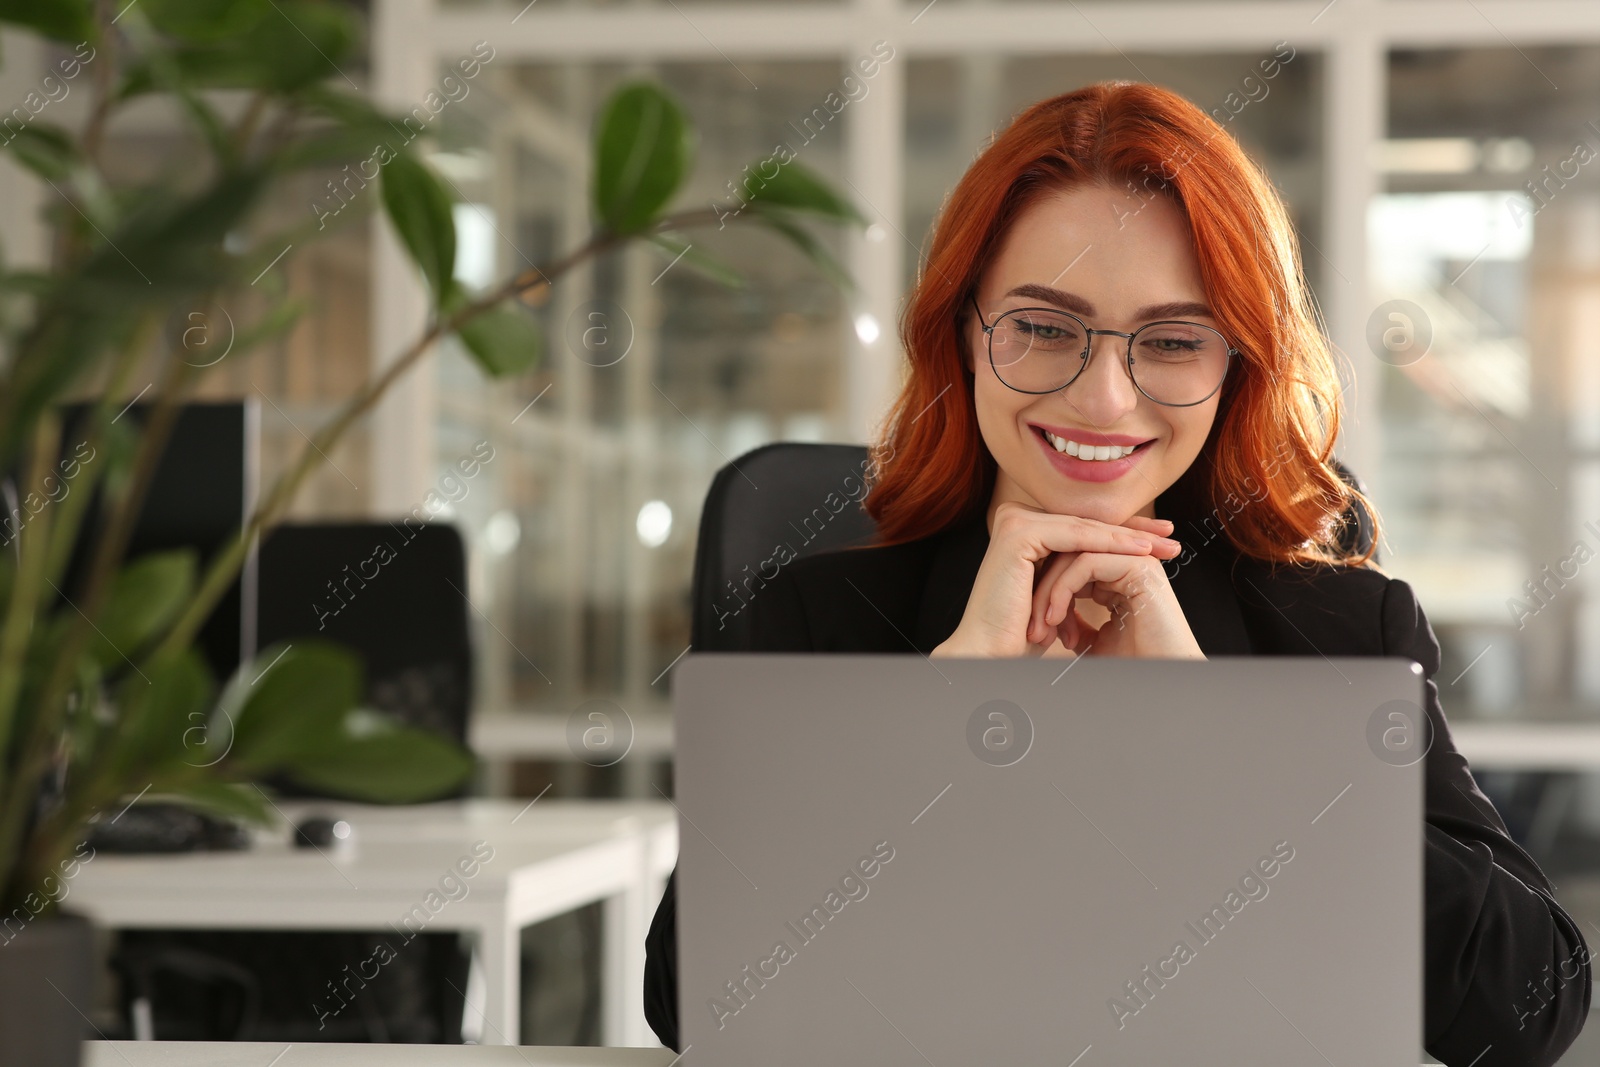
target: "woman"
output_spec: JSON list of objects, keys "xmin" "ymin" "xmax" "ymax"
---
[{"xmin": 644, "ymin": 81, "xmax": 1591, "ymax": 1065}]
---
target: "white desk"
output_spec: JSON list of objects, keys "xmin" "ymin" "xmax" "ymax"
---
[
  {"xmin": 470, "ymin": 713, "xmax": 675, "ymax": 797},
  {"xmin": 86, "ymin": 1044, "xmax": 677, "ymax": 1066},
  {"xmin": 471, "ymin": 713, "xmax": 675, "ymax": 763},
  {"xmin": 1451, "ymin": 722, "xmax": 1600, "ymax": 771},
  {"xmin": 472, "ymin": 713, "xmax": 1600, "ymax": 774},
  {"xmin": 71, "ymin": 800, "xmax": 677, "ymax": 1048}
]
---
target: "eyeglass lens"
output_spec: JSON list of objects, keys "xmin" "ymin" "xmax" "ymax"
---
[{"xmin": 987, "ymin": 307, "xmax": 1229, "ymax": 405}]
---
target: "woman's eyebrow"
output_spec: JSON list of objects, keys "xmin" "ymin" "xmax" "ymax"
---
[{"xmin": 1002, "ymin": 282, "xmax": 1215, "ymax": 322}]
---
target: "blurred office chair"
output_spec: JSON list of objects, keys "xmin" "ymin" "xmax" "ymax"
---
[
  {"xmin": 114, "ymin": 520, "xmax": 476, "ymax": 1043},
  {"xmin": 688, "ymin": 441, "xmax": 1378, "ymax": 654},
  {"xmin": 255, "ymin": 521, "xmax": 475, "ymax": 758}
]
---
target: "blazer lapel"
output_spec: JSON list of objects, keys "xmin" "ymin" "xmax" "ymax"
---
[
  {"xmin": 911, "ymin": 508, "xmax": 991, "ymax": 653},
  {"xmin": 1156, "ymin": 533, "xmax": 1255, "ymax": 657},
  {"xmin": 907, "ymin": 471, "xmax": 1256, "ymax": 658},
  {"xmin": 1155, "ymin": 466, "xmax": 1255, "ymax": 657}
]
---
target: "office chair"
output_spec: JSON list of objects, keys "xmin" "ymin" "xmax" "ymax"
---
[
  {"xmin": 114, "ymin": 521, "xmax": 476, "ymax": 1043},
  {"xmin": 687, "ymin": 441, "xmax": 1379, "ymax": 654},
  {"xmin": 255, "ymin": 521, "xmax": 475, "ymax": 756},
  {"xmin": 689, "ymin": 443, "xmax": 882, "ymax": 652}
]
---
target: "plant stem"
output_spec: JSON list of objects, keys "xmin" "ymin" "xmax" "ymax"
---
[
  {"xmin": 232, "ymin": 92, "xmax": 270, "ymax": 159},
  {"xmin": 0, "ymin": 316, "xmax": 185, "ymax": 900},
  {"xmin": 0, "ymin": 415, "xmax": 63, "ymax": 803},
  {"xmin": 42, "ymin": 324, "xmax": 151, "ymax": 588},
  {"xmin": 80, "ymin": 0, "xmax": 119, "ymax": 171}
]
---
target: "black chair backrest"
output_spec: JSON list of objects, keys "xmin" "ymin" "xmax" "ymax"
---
[
  {"xmin": 689, "ymin": 443, "xmax": 1378, "ymax": 652},
  {"xmin": 1329, "ymin": 458, "xmax": 1378, "ymax": 566},
  {"xmin": 256, "ymin": 521, "xmax": 473, "ymax": 766},
  {"xmin": 689, "ymin": 443, "xmax": 879, "ymax": 652}
]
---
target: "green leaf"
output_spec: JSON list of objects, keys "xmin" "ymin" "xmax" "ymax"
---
[
  {"xmin": 297, "ymin": 85, "xmax": 393, "ymax": 127},
  {"xmin": 382, "ymin": 152, "xmax": 457, "ymax": 309},
  {"xmin": 751, "ymin": 207, "xmax": 855, "ymax": 292},
  {"xmin": 97, "ymin": 415, "xmax": 140, "ymax": 498},
  {"xmin": 455, "ymin": 306, "xmax": 542, "ymax": 378},
  {"xmin": 67, "ymin": 653, "xmax": 104, "ymax": 774},
  {"xmin": 121, "ymin": 27, "xmax": 234, "ymax": 162},
  {"xmin": 5, "ymin": 125, "xmax": 80, "ymax": 184},
  {"xmin": 0, "ymin": 311, "xmax": 127, "ymax": 468},
  {"xmin": 0, "ymin": 164, "xmax": 270, "ymax": 458},
  {"xmin": 160, "ymin": 780, "xmax": 273, "ymax": 826},
  {"xmin": 592, "ymin": 82, "xmax": 693, "ymax": 235},
  {"xmin": 0, "ymin": 271, "xmax": 55, "ymax": 297},
  {"xmin": 282, "ymin": 710, "xmax": 474, "ymax": 803},
  {"xmin": 221, "ymin": 641, "xmax": 359, "ymax": 773},
  {"xmin": 108, "ymin": 649, "xmax": 213, "ymax": 780},
  {"xmin": 272, "ymin": 91, "xmax": 411, "ymax": 173},
  {"xmin": 648, "ymin": 233, "xmax": 745, "ymax": 290},
  {"xmin": 256, "ymin": 1, "xmax": 360, "ymax": 91},
  {"xmin": 742, "ymin": 160, "xmax": 867, "ymax": 226},
  {"xmin": 143, "ymin": 0, "xmax": 269, "ymax": 42},
  {"xmin": 92, "ymin": 550, "xmax": 198, "ymax": 669},
  {"xmin": 120, "ymin": 1, "xmax": 358, "ymax": 95},
  {"xmin": 276, "ymin": 129, "xmax": 393, "ymax": 178},
  {"xmin": 66, "ymin": 169, "xmax": 270, "ymax": 301},
  {"xmin": 0, "ymin": 0, "xmax": 94, "ymax": 41}
]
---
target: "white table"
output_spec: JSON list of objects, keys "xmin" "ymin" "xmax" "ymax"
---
[
  {"xmin": 71, "ymin": 800, "xmax": 677, "ymax": 1048},
  {"xmin": 86, "ymin": 1045, "xmax": 677, "ymax": 1066},
  {"xmin": 1451, "ymin": 721, "xmax": 1600, "ymax": 771},
  {"xmin": 470, "ymin": 713, "xmax": 676, "ymax": 798},
  {"xmin": 82, "ymin": 1043, "xmax": 1438, "ymax": 1065},
  {"xmin": 473, "ymin": 713, "xmax": 1600, "ymax": 773}
]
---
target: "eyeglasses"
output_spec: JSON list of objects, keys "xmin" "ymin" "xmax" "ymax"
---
[{"xmin": 970, "ymin": 293, "xmax": 1238, "ymax": 407}]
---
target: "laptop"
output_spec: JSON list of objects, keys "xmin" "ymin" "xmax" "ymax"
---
[{"xmin": 672, "ymin": 654, "xmax": 1426, "ymax": 1065}]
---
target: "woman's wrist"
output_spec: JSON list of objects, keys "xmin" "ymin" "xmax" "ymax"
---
[{"xmin": 931, "ymin": 627, "xmax": 1000, "ymax": 658}]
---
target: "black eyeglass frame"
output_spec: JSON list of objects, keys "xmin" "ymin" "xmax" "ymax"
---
[{"xmin": 969, "ymin": 293, "xmax": 1240, "ymax": 408}]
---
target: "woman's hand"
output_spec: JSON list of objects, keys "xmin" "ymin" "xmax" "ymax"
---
[
  {"xmin": 930, "ymin": 500, "xmax": 1202, "ymax": 660},
  {"xmin": 1030, "ymin": 530, "xmax": 1207, "ymax": 660}
]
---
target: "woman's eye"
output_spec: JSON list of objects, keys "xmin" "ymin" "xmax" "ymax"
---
[
  {"xmin": 1016, "ymin": 319, "xmax": 1075, "ymax": 342},
  {"xmin": 1146, "ymin": 337, "xmax": 1200, "ymax": 353}
]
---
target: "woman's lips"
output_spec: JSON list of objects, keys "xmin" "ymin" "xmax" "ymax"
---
[
  {"xmin": 1029, "ymin": 423, "xmax": 1152, "ymax": 448},
  {"xmin": 1033, "ymin": 426, "xmax": 1154, "ymax": 483}
]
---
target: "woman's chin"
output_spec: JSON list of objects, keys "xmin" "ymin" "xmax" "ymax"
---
[{"xmin": 1036, "ymin": 494, "xmax": 1141, "ymax": 527}]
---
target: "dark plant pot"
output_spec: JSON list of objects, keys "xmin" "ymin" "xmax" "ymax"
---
[{"xmin": 0, "ymin": 910, "xmax": 93, "ymax": 1067}]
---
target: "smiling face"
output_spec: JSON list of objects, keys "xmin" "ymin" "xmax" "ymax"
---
[{"xmin": 968, "ymin": 181, "xmax": 1226, "ymax": 531}]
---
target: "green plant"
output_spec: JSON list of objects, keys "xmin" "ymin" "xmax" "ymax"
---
[{"xmin": 0, "ymin": 0, "xmax": 864, "ymax": 917}]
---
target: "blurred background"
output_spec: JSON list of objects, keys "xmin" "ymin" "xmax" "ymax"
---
[{"xmin": 10, "ymin": 0, "xmax": 1600, "ymax": 1057}]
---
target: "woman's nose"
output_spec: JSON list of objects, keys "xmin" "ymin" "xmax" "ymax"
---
[{"xmin": 1061, "ymin": 333, "xmax": 1140, "ymax": 421}]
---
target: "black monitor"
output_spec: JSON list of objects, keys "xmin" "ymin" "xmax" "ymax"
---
[{"xmin": 53, "ymin": 400, "xmax": 258, "ymax": 684}]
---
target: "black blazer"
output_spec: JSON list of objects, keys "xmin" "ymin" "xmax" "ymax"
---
[{"xmin": 646, "ymin": 480, "xmax": 1592, "ymax": 1066}]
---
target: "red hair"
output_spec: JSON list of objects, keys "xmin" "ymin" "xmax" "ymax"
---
[{"xmin": 862, "ymin": 80, "xmax": 1378, "ymax": 568}]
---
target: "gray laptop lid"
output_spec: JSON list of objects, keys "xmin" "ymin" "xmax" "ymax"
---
[{"xmin": 673, "ymin": 654, "xmax": 1426, "ymax": 1066}]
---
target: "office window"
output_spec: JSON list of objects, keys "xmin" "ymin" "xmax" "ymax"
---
[
  {"xmin": 434, "ymin": 59, "xmax": 853, "ymax": 712},
  {"xmin": 904, "ymin": 50, "xmax": 1325, "ymax": 296},
  {"xmin": 1378, "ymin": 45, "xmax": 1600, "ymax": 722}
]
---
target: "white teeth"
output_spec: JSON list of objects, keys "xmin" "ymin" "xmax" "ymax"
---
[{"xmin": 1042, "ymin": 430, "xmax": 1139, "ymax": 461}]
